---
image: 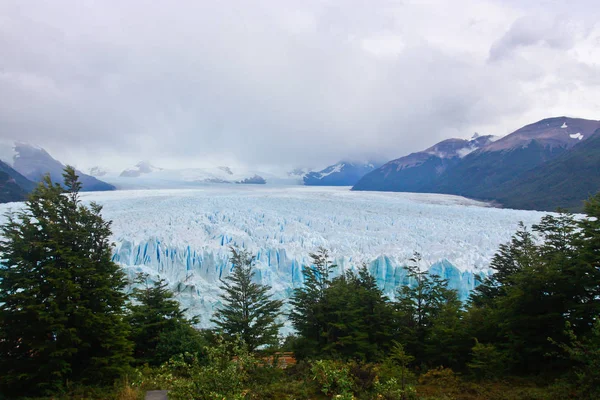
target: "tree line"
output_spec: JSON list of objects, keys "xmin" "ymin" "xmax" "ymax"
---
[{"xmin": 1, "ymin": 168, "xmax": 599, "ymax": 398}]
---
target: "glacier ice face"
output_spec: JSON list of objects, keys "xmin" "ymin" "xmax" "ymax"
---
[{"xmin": 0, "ymin": 186, "xmax": 550, "ymax": 330}]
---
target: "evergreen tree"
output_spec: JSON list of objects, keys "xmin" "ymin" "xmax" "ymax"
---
[
  {"xmin": 572, "ymin": 193, "xmax": 600, "ymax": 331},
  {"xmin": 128, "ymin": 272, "xmax": 201, "ymax": 365},
  {"xmin": 212, "ymin": 247, "xmax": 283, "ymax": 352},
  {"xmin": 0, "ymin": 167, "xmax": 132, "ymax": 397},
  {"xmin": 320, "ymin": 266, "xmax": 396, "ymax": 361},
  {"xmin": 395, "ymin": 252, "xmax": 458, "ymax": 363},
  {"xmin": 289, "ymin": 247, "xmax": 336, "ymax": 358},
  {"xmin": 464, "ymin": 209, "xmax": 600, "ymax": 375}
]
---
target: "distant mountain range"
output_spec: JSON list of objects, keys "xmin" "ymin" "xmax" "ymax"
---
[
  {"xmin": 303, "ymin": 161, "xmax": 380, "ymax": 186},
  {"xmin": 0, "ymin": 141, "xmax": 115, "ymax": 203},
  {"xmin": 354, "ymin": 117, "xmax": 600, "ymax": 211},
  {"xmin": 353, "ymin": 134, "xmax": 496, "ymax": 192},
  {"xmin": 2, "ymin": 116, "xmax": 598, "ymax": 210},
  {"xmin": 91, "ymin": 162, "xmax": 277, "ymax": 189}
]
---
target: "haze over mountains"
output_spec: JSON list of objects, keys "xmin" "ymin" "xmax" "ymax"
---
[{"xmin": 1, "ymin": 116, "xmax": 598, "ymax": 211}]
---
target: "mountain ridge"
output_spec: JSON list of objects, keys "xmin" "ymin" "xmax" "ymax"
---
[{"xmin": 353, "ymin": 116, "xmax": 600, "ymax": 211}]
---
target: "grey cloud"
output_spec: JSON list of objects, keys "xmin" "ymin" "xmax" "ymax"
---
[
  {"xmin": 489, "ymin": 15, "xmax": 589, "ymax": 62},
  {"xmin": 0, "ymin": 0, "xmax": 599, "ymax": 171}
]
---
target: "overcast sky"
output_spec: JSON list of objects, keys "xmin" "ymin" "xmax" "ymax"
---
[{"xmin": 1, "ymin": 0, "xmax": 599, "ymax": 171}]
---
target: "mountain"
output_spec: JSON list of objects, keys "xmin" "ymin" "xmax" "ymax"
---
[
  {"xmin": 98, "ymin": 163, "xmax": 280, "ymax": 189},
  {"xmin": 0, "ymin": 160, "xmax": 36, "ymax": 203},
  {"xmin": 353, "ymin": 116, "xmax": 600, "ymax": 211},
  {"xmin": 353, "ymin": 134, "xmax": 496, "ymax": 192},
  {"xmin": 88, "ymin": 166, "xmax": 108, "ymax": 177},
  {"xmin": 0, "ymin": 141, "xmax": 115, "ymax": 192},
  {"xmin": 492, "ymin": 127, "xmax": 600, "ymax": 211},
  {"xmin": 120, "ymin": 161, "xmax": 163, "ymax": 177},
  {"xmin": 433, "ymin": 117, "xmax": 600, "ymax": 199},
  {"xmin": 304, "ymin": 161, "xmax": 380, "ymax": 186},
  {"xmin": 0, "ymin": 159, "xmax": 36, "ymax": 192},
  {"xmin": 236, "ymin": 175, "xmax": 266, "ymax": 184}
]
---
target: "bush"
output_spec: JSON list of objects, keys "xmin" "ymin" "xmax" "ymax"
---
[
  {"xmin": 128, "ymin": 336, "xmax": 255, "ymax": 400},
  {"xmin": 467, "ymin": 340, "xmax": 507, "ymax": 380},
  {"xmin": 311, "ymin": 360, "xmax": 355, "ymax": 399},
  {"xmin": 373, "ymin": 378, "xmax": 417, "ymax": 400}
]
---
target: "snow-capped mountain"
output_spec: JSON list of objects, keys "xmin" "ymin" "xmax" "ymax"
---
[
  {"xmin": 97, "ymin": 163, "xmax": 284, "ymax": 189},
  {"xmin": 120, "ymin": 161, "xmax": 163, "ymax": 177},
  {"xmin": 353, "ymin": 134, "xmax": 496, "ymax": 192},
  {"xmin": 433, "ymin": 117, "xmax": 600, "ymax": 206},
  {"xmin": 487, "ymin": 123, "xmax": 600, "ymax": 211},
  {"xmin": 354, "ymin": 116, "xmax": 600, "ymax": 211},
  {"xmin": 303, "ymin": 161, "xmax": 380, "ymax": 186},
  {"xmin": 0, "ymin": 141, "xmax": 115, "ymax": 192}
]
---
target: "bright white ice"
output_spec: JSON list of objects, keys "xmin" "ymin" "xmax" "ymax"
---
[{"xmin": 0, "ymin": 186, "xmax": 550, "ymax": 329}]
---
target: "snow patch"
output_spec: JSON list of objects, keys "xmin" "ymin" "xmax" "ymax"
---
[
  {"xmin": 457, "ymin": 147, "xmax": 476, "ymax": 158},
  {"xmin": 569, "ymin": 133, "xmax": 584, "ymax": 140},
  {"xmin": 561, "ymin": 122, "xmax": 568, "ymax": 128},
  {"xmin": 318, "ymin": 163, "xmax": 344, "ymax": 178}
]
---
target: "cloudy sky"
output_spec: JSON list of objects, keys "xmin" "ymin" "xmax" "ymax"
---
[{"xmin": 1, "ymin": 0, "xmax": 599, "ymax": 171}]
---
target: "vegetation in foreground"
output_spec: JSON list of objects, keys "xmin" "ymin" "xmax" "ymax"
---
[{"xmin": 1, "ymin": 167, "xmax": 600, "ymax": 399}]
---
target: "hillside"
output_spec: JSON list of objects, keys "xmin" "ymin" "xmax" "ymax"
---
[
  {"xmin": 492, "ymin": 129, "xmax": 600, "ymax": 211},
  {"xmin": 353, "ymin": 117, "xmax": 600, "ymax": 211},
  {"xmin": 434, "ymin": 117, "xmax": 600, "ymax": 199},
  {"xmin": 0, "ymin": 142, "xmax": 115, "ymax": 192},
  {"xmin": 0, "ymin": 160, "xmax": 36, "ymax": 203},
  {"xmin": 304, "ymin": 161, "xmax": 379, "ymax": 186},
  {"xmin": 353, "ymin": 135, "xmax": 496, "ymax": 192}
]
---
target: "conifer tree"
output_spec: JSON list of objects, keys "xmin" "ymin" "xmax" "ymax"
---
[
  {"xmin": 395, "ymin": 252, "xmax": 459, "ymax": 363},
  {"xmin": 0, "ymin": 167, "xmax": 132, "ymax": 397},
  {"xmin": 212, "ymin": 247, "xmax": 283, "ymax": 352},
  {"xmin": 128, "ymin": 272, "xmax": 202, "ymax": 365},
  {"xmin": 320, "ymin": 266, "xmax": 396, "ymax": 361},
  {"xmin": 289, "ymin": 247, "xmax": 336, "ymax": 358}
]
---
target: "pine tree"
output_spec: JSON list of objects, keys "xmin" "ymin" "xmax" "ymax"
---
[
  {"xmin": 289, "ymin": 247, "xmax": 336, "ymax": 358},
  {"xmin": 395, "ymin": 252, "xmax": 459, "ymax": 363},
  {"xmin": 573, "ymin": 193, "xmax": 600, "ymax": 331},
  {"xmin": 128, "ymin": 272, "xmax": 201, "ymax": 365},
  {"xmin": 0, "ymin": 167, "xmax": 132, "ymax": 397},
  {"xmin": 212, "ymin": 247, "xmax": 283, "ymax": 352},
  {"xmin": 319, "ymin": 266, "xmax": 396, "ymax": 361},
  {"xmin": 464, "ymin": 210, "xmax": 599, "ymax": 374}
]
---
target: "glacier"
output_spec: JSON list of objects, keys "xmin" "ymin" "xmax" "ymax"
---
[{"xmin": 0, "ymin": 186, "xmax": 550, "ymax": 330}]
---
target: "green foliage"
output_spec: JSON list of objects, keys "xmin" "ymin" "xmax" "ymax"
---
[
  {"xmin": 373, "ymin": 378, "xmax": 417, "ymax": 400},
  {"xmin": 0, "ymin": 167, "xmax": 132, "ymax": 397},
  {"xmin": 395, "ymin": 253, "xmax": 463, "ymax": 367},
  {"xmin": 291, "ymin": 251, "xmax": 396, "ymax": 361},
  {"xmin": 154, "ymin": 322, "xmax": 207, "ymax": 367},
  {"xmin": 212, "ymin": 247, "xmax": 284, "ymax": 352},
  {"xmin": 310, "ymin": 359, "xmax": 355, "ymax": 399},
  {"xmin": 127, "ymin": 272, "xmax": 200, "ymax": 366},
  {"xmin": 289, "ymin": 247, "xmax": 336, "ymax": 358},
  {"xmin": 466, "ymin": 209, "xmax": 600, "ymax": 375},
  {"xmin": 467, "ymin": 340, "xmax": 507, "ymax": 380},
  {"xmin": 550, "ymin": 319, "xmax": 600, "ymax": 399},
  {"xmin": 321, "ymin": 267, "xmax": 396, "ymax": 361},
  {"xmin": 136, "ymin": 336, "xmax": 255, "ymax": 400}
]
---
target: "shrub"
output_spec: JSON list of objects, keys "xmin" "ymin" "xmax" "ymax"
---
[
  {"xmin": 311, "ymin": 360, "xmax": 355, "ymax": 399},
  {"xmin": 373, "ymin": 378, "xmax": 417, "ymax": 400}
]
